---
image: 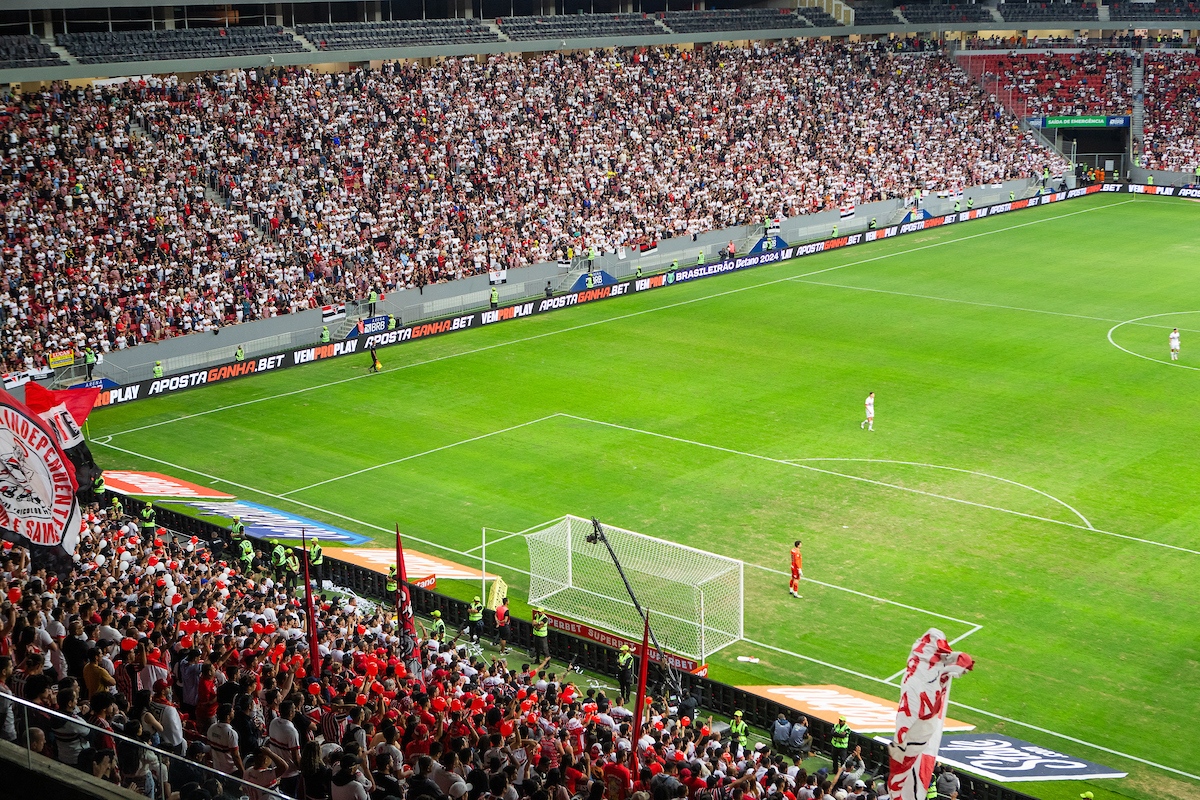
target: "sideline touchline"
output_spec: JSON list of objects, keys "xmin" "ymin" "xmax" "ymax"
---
[{"xmin": 98, "ymin": 199, "xmax": 1135, "ymax": 440}]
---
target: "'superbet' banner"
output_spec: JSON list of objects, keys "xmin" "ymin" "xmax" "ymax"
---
[{"xmin": 88, "ymin": 183, "xmax": 1194, "ymax": 410}]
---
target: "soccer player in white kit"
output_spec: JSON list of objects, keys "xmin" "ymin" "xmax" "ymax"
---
[
  {"xmin": 861, "ymin": 392, "xmax": 875, "ymax": 431},
  {"xmin": 1170, "ymin": 328, "xmax": 1181, "ymax": 361}
]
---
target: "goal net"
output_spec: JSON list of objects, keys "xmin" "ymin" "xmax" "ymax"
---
[{"xmin": 525, "ymin": 515, "xmax": 744, "ymax": 662}]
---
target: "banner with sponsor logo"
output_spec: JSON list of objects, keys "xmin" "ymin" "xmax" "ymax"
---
[
  {"xmin": 934, "ymin": 733, "xmax": 1127, "ymax": 782},
  {"xmin": 0, "ymin": 389, "xmax": 81, "ymax": 552},
  {"xmin": 104, "ymin": 471, "xmax": 235, "ymax": 499},
  {"xmin": 545, "ymin": 612, "xmax": 707, "ymax": 675},
  {"xmin": 47, "ymin": 350, "xmax": 75, "ymax": 369},
  {"xmin": 738, "ymin": 685, "xmax": 974, "ymax": 733},
  {"xmin": 89, "ymin": 184, "xmax": 1169, "ymax": 412},
  {"xmin": 179, "ymin": 499, "xmax": 371, "ymax": 545},
  {"xmin": 349, "ymin": 315, "xmax": 390, "ymax": 339},
  {"xmin": 335, "ymin": 546, "xmax": 495, "ymax": 587}
]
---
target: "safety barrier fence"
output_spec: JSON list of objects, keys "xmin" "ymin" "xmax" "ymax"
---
[{"xmin": 130, "ymin": 499, "xmax": 1041, "ymax": 800}]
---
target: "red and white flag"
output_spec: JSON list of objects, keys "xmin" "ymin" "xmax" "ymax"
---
[{"xmin": 887, "ymin": 629, "xmax": 974, "ymax": 800}]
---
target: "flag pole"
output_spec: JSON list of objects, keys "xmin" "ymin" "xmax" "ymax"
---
[
  {"xmin": 630, "ymin": 610, "xmax": 652, "ymax": 776},
  {"xmin": 481, "ymin": 527, "xmax": 487, "ymax": 604},
  {"xmin": 301, "ymin": 527, "xmax": 320, "ymax": 681}
]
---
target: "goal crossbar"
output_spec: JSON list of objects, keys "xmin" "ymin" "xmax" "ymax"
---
[{"xmin": 525, "ymin": 515, "xmax": 744, "ymax": 662}]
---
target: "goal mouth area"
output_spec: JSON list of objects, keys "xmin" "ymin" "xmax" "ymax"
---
[{"xmin": 524, "ymin": 515, "xmax": 744, "ymax": 663}]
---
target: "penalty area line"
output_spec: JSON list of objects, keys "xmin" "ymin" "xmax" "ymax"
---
[{"xmin": 560, "ymin": 414, "xmax": 1200, "ymax": 557}]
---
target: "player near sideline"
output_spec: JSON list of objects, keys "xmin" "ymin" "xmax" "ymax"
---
[
  {"xmin": 861, "ymin": 391, "xmax": 875, "ymax": 431},
  {"xmin": 1170, "ymin": 328, "xmax": 1181, "ymax": 361},
  {"xmin": 789, "ymin": 540, "xmax": 803, "ymax": 598}
]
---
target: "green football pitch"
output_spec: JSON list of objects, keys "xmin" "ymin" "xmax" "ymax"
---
[{"xmin": 89, "ymin": 193, "xmax": 1200, "ymax": 800}]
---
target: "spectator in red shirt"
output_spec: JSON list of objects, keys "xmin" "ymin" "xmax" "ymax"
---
[{"xmin": 603, "ymin": 748, "xmax": 634, "ymax": 800}]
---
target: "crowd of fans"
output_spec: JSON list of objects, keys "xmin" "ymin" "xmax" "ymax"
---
[
  {"xmin": 967, "ymin": 51, "xmax": 1133, "ymax": 117},
  {"xmin": 0, "ymin": 40, "xmax": 1067, "ymax": 375},
  {"xmin": 1142, "ymin": 52, "xmax": 1200, "ymax": 172},
  {"xmin": 0, "ymin": 501, "xmax": 890, "ymax": 800}
]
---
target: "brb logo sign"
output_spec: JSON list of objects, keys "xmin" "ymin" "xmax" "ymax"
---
[{"xmin": 936, "ymin": 734, "xmax": 1127, "ymax": 782}]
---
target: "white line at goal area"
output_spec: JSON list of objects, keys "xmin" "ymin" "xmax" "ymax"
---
[{"xmin": 526, "ymin": 515, "xmax": 744, "ymax": 662}]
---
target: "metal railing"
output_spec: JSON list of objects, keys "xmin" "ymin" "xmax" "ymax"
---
[{"xmin": 0, "ymin": 690, "xmax": 290, "ymax": 800}]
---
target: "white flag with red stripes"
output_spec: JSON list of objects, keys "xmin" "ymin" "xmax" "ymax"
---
[{"xmin": 887, "ymin": 629, "xmax": 974, "ymax": 800}]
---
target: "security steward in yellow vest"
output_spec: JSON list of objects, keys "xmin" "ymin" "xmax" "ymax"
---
[
  {"xmin": 91, "ymin": 472, "xmax": 106, "ymax": 505},
  {"xmin": 309, "ymin": 537, "xmax": 324, "ymax": 580},
  {"xmin": 234, "ymin": 345, "xmax": 245, "ymax": 362},
  {"xmin": 729, "ymin": 710, "xmax": 748, "ymax": 756},
  {"xmin": 152, "ymin": 361, "xmax": 163, "ymax": 378},
  {"xmin": 830, "ymin": 715, "xmax": 851, "ymax": 771},
  {"xmin": 386, "ymin": 564, "xmax": 398, "ymax": 598},
  {"xmin": 430, "ymin": 610, "xmax": 446, "ymax": 641},
  {"xmin": 320, "ymin": 326, "xmax": 331, "ymax": 343},
  {"xmin": 617, "ymin": 644, "xmax": 634, "ymax": 699},
  {"xmin": 110, "ymin": 495, "xmax": 124, "ymax": 519},
  {"xmin": 532, "ymin": 607, "xmax": 550, "ymax": 660},
  {"xmin": 139, "ymin": 502, "xmax": 156, "ymax": 535},
  {"xmin": 284, "ymin": 550, "xmax": 300, "ymax": 591},
  {"xmin": 270, "ymin": 540, "xmax": 288, "ymax": 582},
  {"xmin": 239, "ymin": 538, "xmax": 255, "ymax": 571},
  {"xmin": 467, "ymin": 597, "xmax": 484, "ymax": 642}
]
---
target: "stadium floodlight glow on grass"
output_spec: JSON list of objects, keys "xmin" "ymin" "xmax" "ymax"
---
[{"xmin": 525, "ymin": 515, "xmax": 744, "ymax": 664}]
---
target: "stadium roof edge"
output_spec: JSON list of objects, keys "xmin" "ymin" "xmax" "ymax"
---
[{"xmin": 2, "ymin": 20, "xmax": 1189, "ymax": 83}]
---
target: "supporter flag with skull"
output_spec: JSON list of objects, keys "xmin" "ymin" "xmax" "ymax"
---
[
  {"xmin": 887, "ymin": 628, "xmax": 974, "ymax": 800},
  {"xmin": 0, "ymin": 388, "xmax": 83, "ymax": 555}
]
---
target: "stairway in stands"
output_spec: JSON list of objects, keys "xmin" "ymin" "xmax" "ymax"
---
[{"xmin": 1131, "ymin": 55, "xmax": 1145, "ymax": 148}]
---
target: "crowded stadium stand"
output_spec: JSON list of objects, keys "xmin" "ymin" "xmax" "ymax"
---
[
  {"xmin": 662, "ymin": 9, "xmax": 811, "ymax": 33},
  {"xmin": 1109, "ymin": 0, "xmax": 1200, "ymax": 19},
  {"xmin": 1143, "ymin": 52, "xmax": 1200, "ymax": 171},
  {"xmin": 898, "ymin": 3, "xmax": 996, "ymax": 23},
  {"xmin": 297, "ymin": 19, "xmax": 501, "ymax": 50},
  {"xmin": 0, "ymin": 35, "xmax": 66, "ymax": 69},
  {"xmin": 56, "ymin": 27, "xmax": 304, "ymax": 64},
  {"xmin": 797, "ymin": 6, "xmax": 847, "ymax": 25},
  {"xmin": 996, "ymin": 1, "xmax": 1101, "ymax": 22},
  {"xmin": 851, "ymin": 5, "xmax": 905, "ymax": 25},
  {"xmin": 964, "ymin": 51, "xmax": 1133, "ymax": 116},
  {"xmin": 498, "ymin": 13, "xmax": 661, "ymax": 40},
  {"xmin": 0, "ymin": 41, "xmax": 1067, "ymax": 375}
]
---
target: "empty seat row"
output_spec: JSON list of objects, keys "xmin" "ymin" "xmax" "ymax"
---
[
  {"xmin": 0, "ymin": 34, "xmax": 66, "ymax": 68},
  {"xmin": 663, "ymin": 9, "xmax": 811, "ymax": 32},
  {"xmin": 298, "ymin": 19, "xmax": 499, "ymax": 49},
  {"xmin": 56, "ymin": 27, "xmax": 304, "ymax": 64}
]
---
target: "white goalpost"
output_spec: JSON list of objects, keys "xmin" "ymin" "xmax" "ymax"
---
[{"xmin": 525, "ymin": 515, "xmax": 744, "ymax": 663}]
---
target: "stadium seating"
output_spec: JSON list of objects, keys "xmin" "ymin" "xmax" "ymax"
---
[
  {"xmin": 498, "ymin": 13, "xmax": 660, "ymax": 40},
  {"xmin": 997, "ymin": 1, "xmax": 1100, "ymax": 21},
  {"xmin": 966, "ymin": 52, "xmax": 1132, "ymax": 116},
  {"xmin": 853, "ymin": 5, "xmax": 905, "ymax": 24},
  {"xmin": 663, "ymin": 9, "xmax": 811, "ymax": 33},
  {"xmin": 798, "ymin": 6, "xmax": 847, "ymax": 25},
  {"xmin": 56, "ymin": 26, "xmax": 304, "ymax": 64},
  {"xmin": 297, "ymin": 19, "xmax": 500, "ymax": 49},
  {"xmin": 1142, "ymin": 52, "xmax": 1200, "ymax": 171},
  {"xmin": 0, "ymin": 43, "xmax": 1071, "ymax": 374},
  {"xmin": 1109, "ymin": 0, "xmax": 1200, "ymax": 20},
  {"xmin": 0, "ymin": 35, "xmax": 66, "ymax": 68},
  {"xmin": 897, "ymin": 3, "xmax": 995, "ymax": 22}
]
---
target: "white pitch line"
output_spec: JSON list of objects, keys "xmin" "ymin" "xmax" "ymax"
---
[
  {"xmin": 99, "ymin": 200, "xmax": 1137, "ymax": 442},
  {"xmin": 559, "ymin": 413, "xmax": 1200, "ymax": 556},
  {"xmin": 280, "ymin": 414, "xmax": 563, "ymax": 495},
  {"xmin": 92, "ymin": 439, "xmax": 1198, "ymax": 783},
  {"xmin": 89, "ymin": 438, "xmax": 535, "ymax": 578},
  {"xmin": 784, "ymin": 457, "xmax": 1093, "ymax": 529},
  {"xmin": 796, "ymin": 280, "xmax": 1200, "ymax": 336},
  {"xmin": 1108, "ymin": 311, "xmax": 1200, "ymax": 371}
]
